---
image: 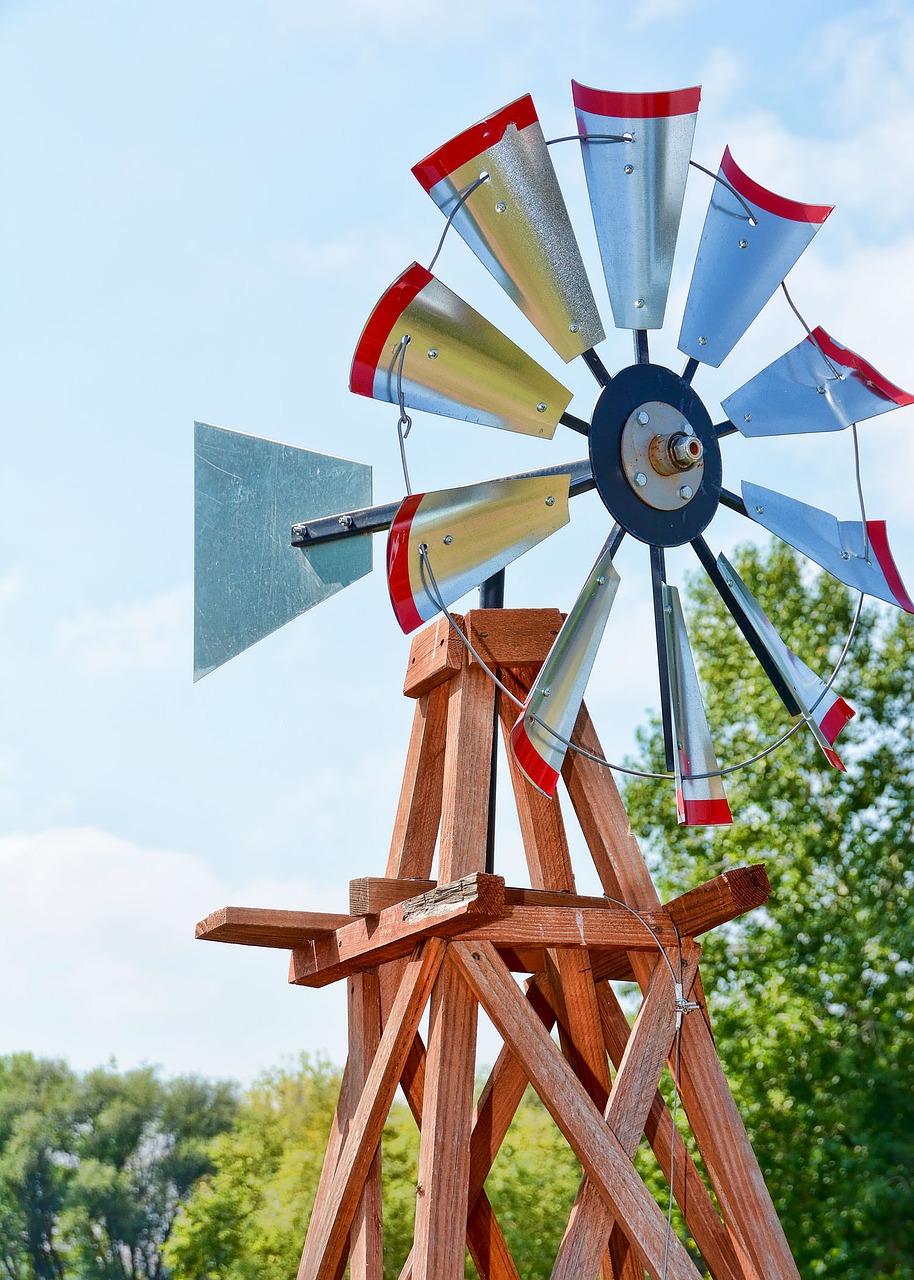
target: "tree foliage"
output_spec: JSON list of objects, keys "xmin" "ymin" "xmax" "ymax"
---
[
  {"xmin": 0, "ymin": 1055, "xmax": 237, "ymax": 1280},
  {"xmin": 623, "ymin": 541, "xmax": 914, "ymax": 1278}
]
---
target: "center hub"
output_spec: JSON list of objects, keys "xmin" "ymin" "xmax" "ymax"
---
[{"xmin": 588, "ymin": 363, "xmax": 722, "ymax": 547}]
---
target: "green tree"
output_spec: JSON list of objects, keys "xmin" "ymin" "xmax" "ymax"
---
[
  {"xmin": 623, "ymin": 541, "xmax": 914, "ymax": 1279},
  {"xmin": 0, "ymin": 1056, "xmax": 237, "ymax": 1280}
]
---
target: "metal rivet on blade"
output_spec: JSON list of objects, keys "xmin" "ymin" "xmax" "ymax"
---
[
  {"xmin": 679, "ymin": 485, "xmax": 693, "ymax": 500},
  {"xmin": 545, "ymin": 495, "xmax": 555, "ymax": 506},
  {"xmin": 817, "ymin": 385, "xmax": 827, "ymax": 394},
  {"xmin": 338, "ymin": 515, "xmax": 353, "ymax": 528},
  {"xmin": 744, "ymin": 413, "xmax": 752, "ymax": 422},
  {"xmin": 756, "ymin": 505, "xmax": 764, "ymax": 514},
  {"xmin": 664, "ymin": 605, "xmax": 673, "ymax": 615},
  {"xmin": 624, "ymin": 164, "xmax": 634, "ymax": 174},
  {"xmin": 596, "ymin": 576, "xmax": 606, "ymax": 586},
  {"xmin": 536, "ymin": 402, "xmax": 547, "ymax": 413},
  {"xmin": 698, "ymin": 336, "xmax": 708, "ymax": 346},
  {"xmin": 726, "ymin": 579, "xmax": 734, "ymax": 588},
  {"xmin": 427, "ymin": 348, "xmax": 438, "ymax": 359},
  {"xmin": 634, "ymin": 298, "xmax": 645, "ymax": 308},
  {"xmin": 495, "ymin": 201, "xmax": 507, "ymax": 213},
  {"xmin": 634, "ymin": 472, "xmax": 648, "ymax": 487},
  {"xmin": 542, "ymin": 687, "xmax": 550, "ymax": 697},
  {"xmin": 443, "ymin": 534, "xmax": 453, "ymax": 545},
  {"xmin": 739, "ymin": 239, "xmax": 749, "ymax": 249},
  {"xmin": 637, "ymin": 410, "xmax": 650, "ymax": 425},
  {"xmin": 569, "ymin": 322, "xmax": 579, "ymax": 333},
  {"xmin": 841, "ymin": 550, "xmax": 850, "ymax": 560}
]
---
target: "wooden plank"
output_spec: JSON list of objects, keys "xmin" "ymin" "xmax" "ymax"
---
[
  {"xmin": 412, "ymin": 954, "xmax": 478, "ymax": 1280},
  {"xmin": 564, "ymin": 708, "xmax": 792, "ymax": 1280},
  {"xmin": 402, "ymin": 614, "xmax": 465, "ymax": 698},
  {"xmin": 348, "ymin": 972, "xmax": 383, "ymax": 1280},
  {"xmin": 438, "ymin": 659, "xmax": 497, "ymax": 880},
  {"xmin": 449, "ymin": 942, "xmax": 702, "ymax": 1280},
  {"xmin": 463, "ymin": 607, "xmax": 564, "ymax": 670},
  {"xmin": 460, "ymin": 903, "xmax": 677, "ymax": 951},
  {"xmin": 551, "ymin": 954, "xmax": 695, "ymax": 1280},
  {"xmin": 297, "ymin": 939, "xmax": 446, "ymax": 1280},
  {"xmin": 662, "ymin": 866, "xmax": 770, "ymax": 939},
  {"xmin": 385, "ymin": 683, "xmax": 449, "ymax": 880},
  {"xmin": 350, "ymin": 877, "xmax": 437, "ymax": 915},
  {"xmin": 289, "ymin": 873, "xmax": 506, "ymax": 988},
  {"xmin": 196, "ymin": 906, "xmax": 354, "ymax": 948}
]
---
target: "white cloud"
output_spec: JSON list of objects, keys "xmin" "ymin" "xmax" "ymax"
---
[{"xmin": 56, "ymin": 586, "xmax": 189, "ymax": 673}]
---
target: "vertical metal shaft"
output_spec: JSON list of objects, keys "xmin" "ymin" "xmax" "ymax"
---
[
  {"xmin": 650, "ymin": 546, "xmax": 676, "ymax": 772},
  {"xmin": 478, "ymin": 570, "xmax": 505, "ymax": 875}
]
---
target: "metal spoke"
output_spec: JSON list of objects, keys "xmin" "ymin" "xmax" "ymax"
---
[{"xmin": 650, "ymin": 545, "xmax": 676, "ymax": 772}]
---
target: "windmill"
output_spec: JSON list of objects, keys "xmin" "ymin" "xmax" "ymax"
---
[{"xmin": 195, "ymin": 84, "xmax": 911, "ymax": 1279}]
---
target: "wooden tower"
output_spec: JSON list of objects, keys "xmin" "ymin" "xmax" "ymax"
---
[{"xmin": 197, "ymin": 608, "xmax": 800, "ymax": 1280}]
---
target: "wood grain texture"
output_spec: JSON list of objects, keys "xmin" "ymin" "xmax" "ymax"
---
[
  {"xmin": 450, "ymin": 942, "xmax": 702, "ymax": 1280},
  {"xmin": 662, "ymin": 865, "xmax": 770, "ymax": 938},
  {"xmin": 196, "ymin": 906, "xmax": 354, "ymax": 948},
  {"xmin": 385, "ymin": 683, "xmax": 449, "ymax": 880},
  {"xmin": 289, "ymin": 874, "xmax": 506, "ymax": 988},
  {"xmin": 297, "ymin": 939, "xmax": 445, "ymax": 1280},
  {"xmin": 348, "ymin": 972, "xmax": 383, "ymax": 1280},
  {"xmin": 350, "ymin": 878, "xmax": 437, "ymax": 915},
  {"xmin": 411, "ymin": 954, "xmax": 478, "ymax": 1280},
  {"xmin": 463, "ymin": 607, "xmax": 563, "ymax": 670},
  {"xmin": 402, "ymin": 615, "xmax": 466, "ymax": 698},
  {"xmin": 459, "ymin": 904, "xmax": 676, "ymax": 950},
  {"xmin": 438, "ymin": 660, "xmax": 497, "ymax": 881}
]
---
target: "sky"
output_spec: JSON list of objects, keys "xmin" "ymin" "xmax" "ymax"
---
[{"xmin": 2, "ymin": 0, "xmax": 914, "ymax": 1084}]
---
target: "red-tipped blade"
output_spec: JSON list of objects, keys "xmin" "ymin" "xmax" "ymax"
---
[
  {"xmin": 662, "ymin": 585, "xmax": 732, "ymax": 826},
  {"xmin": 511, "ymin": 536, "xmax": 621, "ymax": 796}
]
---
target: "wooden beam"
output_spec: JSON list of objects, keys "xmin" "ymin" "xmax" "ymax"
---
[
  {"xmin": 450, "ymin": 942, "xmax": 703, "ymax": 1280},
  {"xmin": 297, "ymin": 939, "xmax": 446, "ymax": 1280},
  {"xmin": 402, "ymin": 614, "xmax": 466, "ymax": 699},
  {"xmin": 348, "ymin": 972, "xmax": 383, "ymax": 1280},
  {"xmin": 412, "ymin": 954, "xmax": 478, "ymax": 1280},
  {"xmin": 662, "ymin": 866, "xmax": 770, "ymax": 939},
  {"xmin": 289, "ymin": 873, "xmax": 506, "ymax": 988},
  {"xmin": 196, "ymin": 906, "xmax": 354, "ymax": 948},
  {"xmin": 463, "ymin": 607, "xmax": 563, "ymax": 671},
  {"xmin": 459, "ymin": 903, "xmax": 677, "ymax": 951},
  {"xmin": 438, "ymin": 658, "xmax": 497, "ymax": 880},
  {"xmin": 385, "ymin": 683, "xmax": 449, "ymax": 880},
  {"xmin": 350, "ymin": 878, "xmax": 437, "ymax": 915}
]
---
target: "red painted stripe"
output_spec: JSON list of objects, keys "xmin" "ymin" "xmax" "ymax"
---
[
  {"xmin": 822, "ymin": 745, "xmax": 846, "ymax": 772},
  {"xmin": 412, "ymin": 95, "xmax": 539, "ymax": 192},
  {"xmin": 386, "ymin": 493, "xmax": 426, "ymax": 634},
  {"xmin": 572, "ymin": 80, "xmax": 701, "ymax": 119},
  {"xmin": 350, "ymin": 264, "xmax": 433, "ymax": 399},
  {"xmin": 681, "ymin": 795, "xmax": 732, "ymax": 826},
  {"xmin": 866, "ymin": 520, "xmax": 914, "ymax": 613},
  {"xmin": 510, "ymin": 715, "xmax": 560, "ymax": 798},
  {"xmin": 819, "ymin": 696, "xmax": 855, "ymax": 746},
  {"xmin": 720, "ymin": 147, "xmax": 833, "ymax": 225},
  {"xmin": 807, "ymin": 328, "xmax": 914, "ymax": 407}
]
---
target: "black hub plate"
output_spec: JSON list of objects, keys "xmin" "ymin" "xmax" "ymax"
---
[{"xmin": 589, "ymin": 363, "xmax": 722, "ymax": 547}]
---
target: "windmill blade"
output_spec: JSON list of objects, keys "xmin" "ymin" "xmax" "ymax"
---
[
  {"xmin": 387, "ymin": 474, "xmax": 571, "ymax": 633},
  {"xmin": 662, "ymin": 584, "xmax": 732, "ymax": 826},
  {"xmin": 679, "ymin": 148, "xmax": 833, "ymax": 368},
  {"xmin": 194, "ymin": 422, "xmax": 372, "ymax": 680},
  {"xmin": 717, "ymin": 554, "xmax": 855, "ymax": 769},
  {"xmin": 743, "ymin": 481, "xmax": 914, "ymax": 613},
  {"xmin": 412, "ymin": 95, "xmax": 604, "ymax": 362},
  {"xmin": 571, "ymin": 82, "xmax": 700, "ymax": 331},
  {"xmin": 724, "ymin": 327, "xmax": 914, "ymax": 437},
  {"xmin": 510, "ymin": 533, "xmax": 622, "ymax": 797},
  {"xmin": 350, "ymin": 263, "xmax": 572, "ymax": 437}
]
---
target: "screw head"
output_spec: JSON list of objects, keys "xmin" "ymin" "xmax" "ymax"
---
[
  {"xmin": 841, "ymin": 550, "xmax": 850, "ymax": 560},
  {"xmin": 495, "ymin": 201, "xmax": 507, "ymax": 213},
  {"xmin": 678, "ymin": 484, "xmax": 693, "ymax": 501},
  {"xmin": 541, "ymin": 686, "xmax": 550, "ymax": 697},
  {"xmin": 624, "ymin": 164, "xmax": 634, "ymax": 174},
  {"xmin": 698, "ymin": 336, "xmax": 708, "ymax": 346},
  {"xmin": 817, "ymin": 385, "xmax": 827, "ymax": 394},
  {"xmin": 545, "ymin": 495, "xmax": 555, "ymax": 507},
  {"xmin": 569, "ymin": 322, "xmax": 579, "ymax": 333},
  {"xmin": 634, "ymin": 471, "xmax": 648, "ymax": 487},
  {"xmin": 596, "ymin": 575, "xmax": 606, "ymax": 586},
  {"xmin": 634, "ymin": 298, "xmax": 645, "ymax": 309},
  {"xmin": 739, "ymin": 238, "xmax": 749, "ymax": 249},
  {"xmin": 443, "ymin": 534, "xmax": 453, "ymax": 545},
  {"xmin": 536, "ymin": 401, "xmax": 547, "ymax": 413},
  {"xmin": 744, "ymin": 412, "xmax": 752, "ymax": 422},
  {"xmin": 756, "ymin": 505, "xmax": 765, "ymax": 514},
  {"xmin": 427, "ymin": 348, "xmax": 438, "ymax": 359},
  {"xmin": 636, "ymin": 410, "xmax": 650, "ymax": 425}
]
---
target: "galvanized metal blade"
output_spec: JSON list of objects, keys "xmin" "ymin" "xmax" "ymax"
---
[
  {"xmin": 743, "ymin": 481, "xmax": 914, "ymax": 614},
  {"xmin": 510, "ymin": 535, "xmax": 621, "ymax": 797},
  {"xmin": 571, "ymin": 82, "xmax": 700, "ymax": 331},
  {"xmin": 679, "ymin": 148, "xmax": 833, "ymax": 368},
  {"xmin": 350, "ymin": 263, "xmax": 572, "ymax": 437},
  {"xmin": 412, "ymin": 95, "xmax": 604, "ymax": 362},
  {"xmin": 193, "ymin": 422, "xmax": 372, "ymax": 680},
  {"xmin": 717, "ymin": 554, "xmax": 854, "ymax": 769},
  {"xmin": 724, "ymin": 326, "xmax": 914, "ymax": 437},
  {"xmin": 386, "ymin": 474, "xmax": 571, "ymax": 633},
  {"xmin": 662, "ymin": 584, "xmax": 732, "ymax": 826}
]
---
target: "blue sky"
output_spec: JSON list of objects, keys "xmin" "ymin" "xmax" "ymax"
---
[{"xmin": 2, "ymin": 0, "xmax": 914, "ymax": 1081}]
